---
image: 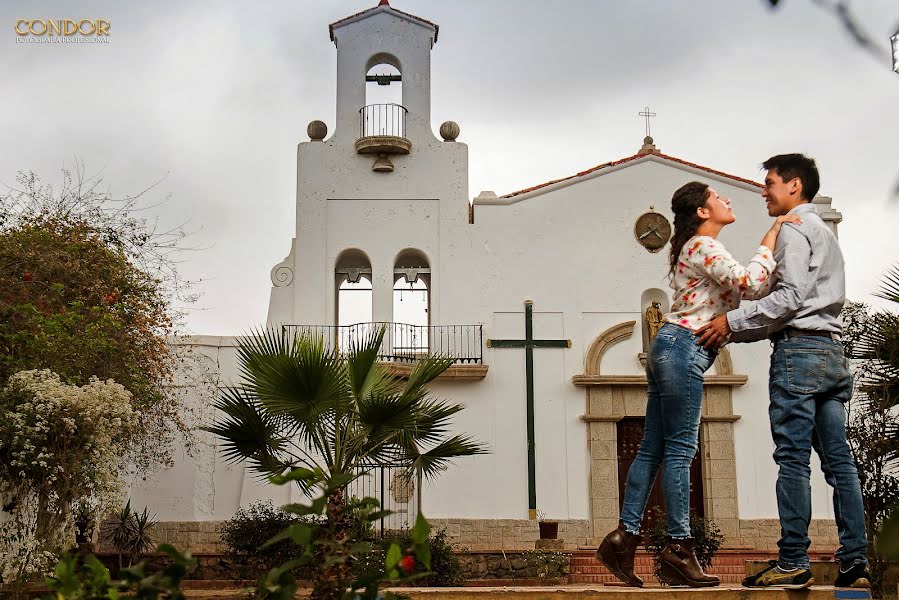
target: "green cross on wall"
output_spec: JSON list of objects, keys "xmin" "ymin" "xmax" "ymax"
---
[{"xmin": 487, "ymin": 300, "xmax": 571, "ymax": 520}]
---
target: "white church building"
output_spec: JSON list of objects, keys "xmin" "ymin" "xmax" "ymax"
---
[{"xmin": 135, "ymin": 1, "xmax": 846, "ymax": 553}]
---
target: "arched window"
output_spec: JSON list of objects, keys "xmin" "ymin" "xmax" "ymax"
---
[
  {"xmin": 392, "ymin": 249, "xmax": 430, "ymax": 361},
  {"xmin": 365, "ymin": 61, "xmax": 402, "ymax": 107},
  {"xmin": 363, "ymin": 58, "xmax": 404, "ymax": 139},
  {"xmin": 335, "ymin": 249, "xmax": 373, "ymax": 353}
]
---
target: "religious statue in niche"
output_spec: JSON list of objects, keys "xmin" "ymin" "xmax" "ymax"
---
[{"xmin": 645, "ymin": 301, "xmax": 664, "ymax": 344}]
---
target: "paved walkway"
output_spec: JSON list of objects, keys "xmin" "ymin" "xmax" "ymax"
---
[{"xmin": 183, "ymin": 584, "xmax": 872, "ymax": 600}]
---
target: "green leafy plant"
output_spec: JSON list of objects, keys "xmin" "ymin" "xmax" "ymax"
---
[
  {"xmin": 104, "ymin": 500, "xmax": 157, "ymax": 570},
  {"xmin": 42, "ymin": 543, "xmax": 195, "ymax": 600},
  {"xmin": 254, "ymin": 467, "xmax": 433, "ymax": 600},
  {"xmin": 355, "ymin": 528, "xmax": 464, "ymax": 586},
  {"xmin": 643, "ymin": 507, "xmax": 724, "ymax": 581},
  {"xmin": 842, "ymin": 264, "xmax": 899, "ymax": 595},
  {"xmin": 520, "ymin": 550, "xmax": 570, "ymax": 579}
]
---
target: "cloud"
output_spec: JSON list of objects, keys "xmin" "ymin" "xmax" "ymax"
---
[{"xmin": 0, "ymin": 0, "xmax": 896, "ymax": 333}]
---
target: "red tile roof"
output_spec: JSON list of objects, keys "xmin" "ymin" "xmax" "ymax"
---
[
  {"xmin": 329, "ymin": 1, "xmax": 439, "ymax": 42},
  {"xmin": 501, "ymin": 150, "xmax": 763, "ymax": 199}
]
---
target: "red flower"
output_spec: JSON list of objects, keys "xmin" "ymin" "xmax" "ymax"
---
[
  {"xmin": 22, "ymin": 272, "xmax": 32, "ymax": 281},
  {"xmin": 398, "ymin": 554, "xmax": 415, "ymax": 574}
]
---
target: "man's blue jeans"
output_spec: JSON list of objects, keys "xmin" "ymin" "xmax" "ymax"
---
[
  {"xmin": 769, "ymin": 334, "xmax": 868, "ymax": 570},
  {"xmin": 620, "ymin": 323, "xmax": 716, "ymax": 538}
]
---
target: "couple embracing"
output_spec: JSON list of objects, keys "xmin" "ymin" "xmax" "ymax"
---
[{"xmin": 597, "ymin": 154, "xmax": 870, "ymax": 590}]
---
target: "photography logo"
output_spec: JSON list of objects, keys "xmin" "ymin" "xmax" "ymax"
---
[{"xmin": 15, "ymin": 19, "xmax": 110, "ymax": 44}]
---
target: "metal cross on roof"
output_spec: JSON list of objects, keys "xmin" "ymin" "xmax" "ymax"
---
[{"xmin": 638, "ymin": 106, "xmax": 657, "ymax": 137}]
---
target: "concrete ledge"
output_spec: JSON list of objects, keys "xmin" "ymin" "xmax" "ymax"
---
[
  {"xmin": 382, "ymin": 362, "xmax": 489, "ymax": 380},
  {"xmin": 572, "ymin": 375, "xmax": 748, "ymax": 387},
  {"xmin": 355, "ymin": 135, "xmax": 412, "ymax": 155},
  {"xmin": 393, "ymin": 586, "xmax": 870, "ymax": 599},
  {"xmin": 182, "ymin": 585, "xmax": 871, "ymax": 599},
  {"xmin": 140, "ymin": 518, "xmax": 837, "ymax": 556}
]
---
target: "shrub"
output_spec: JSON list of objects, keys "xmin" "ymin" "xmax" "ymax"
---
[
  {"xmin": 0, "ymin": 370, "xmax": 137, "ymax": 583},
  {"xmin": 220, "ymin": 501, "xmax": 308, "ymax": 578},
  {"xmin": 0, "ymin": 168, "xmax": 204, "ymax": 475},
  {"xmin": 643, "ymin": 507, "xmax": 724, "ymax": 581},
  {"xmin": 220, "ymin": 497, "xmax": 377, "ymax": 580},
  {"xmin": 356, "ymin": 528, "xmax": 463, "ymax": 586}
]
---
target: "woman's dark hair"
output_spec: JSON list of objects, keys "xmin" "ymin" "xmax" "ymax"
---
[{"xmin": 668, "ymin": 181, "xmax": 710, "ymax": 278}]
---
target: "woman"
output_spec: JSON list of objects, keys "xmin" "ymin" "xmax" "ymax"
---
[{"xmin": 596, "ymin": 181, "xmax": 800, "ymax": 588}]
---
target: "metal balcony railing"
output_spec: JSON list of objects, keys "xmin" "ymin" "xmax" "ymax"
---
[
  {"xmin": 282, "ymin": 322, "xmax": 483, "ymax": 364},
  {"xmin": 359, "ymin": 103, "xmax": 407, "ymax": 139}
]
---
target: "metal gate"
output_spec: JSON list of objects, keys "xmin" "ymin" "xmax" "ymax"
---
[{"xmin": 349, "ymin": 464, "xmax": 421, "ymax": 537}]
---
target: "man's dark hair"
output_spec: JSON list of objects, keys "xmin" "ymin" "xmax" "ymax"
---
[{"xmin": 762, "ymin": 153, "xmax": 820, "ymax": 201}]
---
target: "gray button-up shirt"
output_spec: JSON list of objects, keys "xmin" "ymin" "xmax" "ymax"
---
[{"xmin": 726, "ymin": 202, "xmax": 845, "ymax": 340}]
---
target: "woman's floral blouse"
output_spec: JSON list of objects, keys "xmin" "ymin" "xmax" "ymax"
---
[{"xmin": 666, "ymin": 236, "xmax": 776, "ymax": 330}]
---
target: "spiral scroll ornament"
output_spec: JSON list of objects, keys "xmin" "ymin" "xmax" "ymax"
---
[{"xmin": 270, "ymin": 264, "xmax": 294, "ymax": 287}]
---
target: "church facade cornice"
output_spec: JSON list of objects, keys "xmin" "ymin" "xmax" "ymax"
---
[
  {"xmin": 329, "ymin": 1, "xmax": 439, "ymax": 43},
  {"xmin": 474, "ymin": 151, "xmax": 766, "ymax": 207}
]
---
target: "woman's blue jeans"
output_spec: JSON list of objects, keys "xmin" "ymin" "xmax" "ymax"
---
[{"xmin": 619, "ymin": 323, "xmax": 716, "ymax": 538}]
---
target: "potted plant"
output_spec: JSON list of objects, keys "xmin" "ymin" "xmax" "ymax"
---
[
  {"xmin": 104, "ymin": 499, "xmax": 158, "ymax": 570},
  {"xmin": 537, "ymin": 510, "xmax": 558, "ymax": 540}
]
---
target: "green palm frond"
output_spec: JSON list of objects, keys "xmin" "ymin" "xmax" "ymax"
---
[
  {"xmin": 405, "ymin": 434, "xmax": 489, "ymax": 480},
  {"xmin": 237, "ymin": 328, "xmax": 346, "ymax": 426},
  {"xmin": 346, "ymin": 325, "xmax": 394, "ymax": 401},
  {"xmin": 874, "ymin": 263, "xmax": 899, "ymax": 304},
  {"xmin": 203, "ymin": 387, "xmax": 287, "ymax": 475},
  {"xmin": 355, "ymin": 389, "xmax": 419, "ymax": 434},
  {"xmin": 403, "ymin": 398, "xmax": 466, "ymax": 445},
  {"xmin": 402, "ymin": 355, "xmax": 455, "ymax": 400}
]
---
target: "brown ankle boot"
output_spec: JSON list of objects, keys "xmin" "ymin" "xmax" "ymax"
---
[
  {"xmin": 658, "ymin": 537, "xmax": 720, "ymax": 587},
  {"xmin": 596, "ymin": 523, "xmax": 643, "ymax": 587}
]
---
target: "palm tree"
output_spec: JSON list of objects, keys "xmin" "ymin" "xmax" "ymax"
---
[
  {"xmin": 205, "ymin": 323, "xmax": 486, "ymax": 530},
  {"xmin": 853, "ymin": 264, "xmax": 899, "ymax": 437},
  {"xmin": 846, "ymin": 263, "xmax": 899, "ymax": 572}
]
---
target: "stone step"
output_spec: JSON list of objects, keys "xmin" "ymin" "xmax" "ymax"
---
[
  {"xmin": 182, "ymin": 585, "xmax": 872, "ymax": 599},
  {"xmin": 567, "ymin": 550, "xmax": 837, "ymax": 585},
  {"xmin": 568, "ymin": 551, "xmax": 743, "ymax": 584},
  {"xmin": 397, "ymin": 587, "xmax": 871, "ymax": 600}
]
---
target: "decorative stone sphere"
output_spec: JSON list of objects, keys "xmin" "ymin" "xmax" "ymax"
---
[
  {"xmin": 439, "ymin": 121, "xmax": 460, "ymax": 142},
  {"xmin": 307, "ymin": 120, "xmax": 327, "ymax": 141},
  {"xmin": 643, "ymin": 135, "xmax": 654, "ymax": 145}
]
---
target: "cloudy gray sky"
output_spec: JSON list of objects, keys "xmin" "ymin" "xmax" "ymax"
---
[{"xmin": 2, "ymin": 1, "xmax": 897, "ymax": 334}]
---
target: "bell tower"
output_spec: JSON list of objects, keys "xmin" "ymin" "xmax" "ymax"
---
[
  {"xmin": 269, "ymin": 1, "xmax": 467, "ymax": 328},
  {"xmin": 328, "ymin": 0, "xmax": 439, "ymax": 170}
]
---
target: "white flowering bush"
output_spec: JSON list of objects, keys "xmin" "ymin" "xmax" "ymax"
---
[{"xmin": 0, "ymin": 369, "xmax": 137, "ymax": 583}]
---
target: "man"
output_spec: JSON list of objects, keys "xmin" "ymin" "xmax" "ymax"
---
[{"xmin": 696, "ymin": 154, "xmax": 870, "ymax": 589}]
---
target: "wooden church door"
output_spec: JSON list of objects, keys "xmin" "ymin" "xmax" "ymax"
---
[{"xmin": 616, "ymin": 417, "xmax": 704, "ymax": 532}]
